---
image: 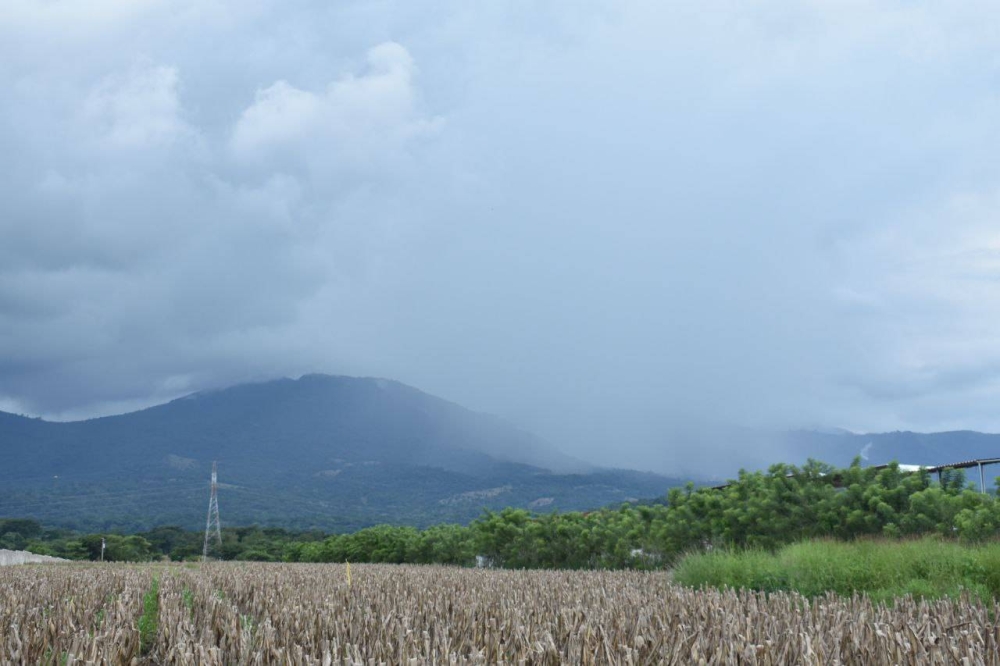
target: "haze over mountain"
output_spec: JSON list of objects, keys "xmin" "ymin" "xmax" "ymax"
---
[
  {"xmin": 779, "ymin": 430, "xmax": 1000, "ymax": 471},
  {"xmin": 646, "ymin": 426, "xmax": 1000, "ymax": 481},
  {"xmin": 0, "ymin": 375, "xmax": 676, "ymax": 531}
]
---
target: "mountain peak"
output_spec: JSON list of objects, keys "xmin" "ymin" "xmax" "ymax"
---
[{"xmin": 0, "ymin": 374, "xmax": 664, "ymax": 531}]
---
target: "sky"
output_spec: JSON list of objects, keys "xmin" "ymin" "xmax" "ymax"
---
[{"xmin": 2, "ymin": 0, "xmax": 1000, "ymax": 474}]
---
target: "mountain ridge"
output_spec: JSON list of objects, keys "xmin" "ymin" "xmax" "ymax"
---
[
  {"xmin": 0, "ymin": 374, "xmax": 678, "ymax": 531},
  {"xmin": 780, "ymin": 428, "xmax": 1000, "ymax": 469}
]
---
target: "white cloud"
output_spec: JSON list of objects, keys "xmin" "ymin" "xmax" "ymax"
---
[
  {"xmin": 232, "ymin": 42, "xmax": 441, "ymax": 171},
  {"xmin": 232, "ymin": 81, "xmax": 323, "ymax": 155},
  {"xmin": 82, "ymin": 64, "xmax": 190, "ymax": 149}
]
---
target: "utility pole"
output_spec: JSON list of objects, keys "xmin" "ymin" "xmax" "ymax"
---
[
  {"xmin": 203, "ymin": 461, "xmax": 223, "ymax": 560},
  {"xmin": 100, "ymin": 537, "xmax": 105, "ymax": 562}
]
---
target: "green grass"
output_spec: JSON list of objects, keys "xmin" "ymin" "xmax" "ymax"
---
[
  {"xmin": 137, "ymin": 576, "xmax": 160, "ymax": 655},
  {"xmin": 41, "ymin": 648, "xmax": 68, "ymax": 666},
  {"xmin": 674, "ymin": 538, "xmax": 1000, "ymax": 603}
]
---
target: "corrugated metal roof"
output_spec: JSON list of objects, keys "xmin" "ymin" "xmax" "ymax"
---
[
  {"xmin": 707, "ymin": 458, "xmax": 1000, "ymax": 491},
  {"xmin": 872, "ymin": 458, "xmax": 1000, "ymax": 473}
]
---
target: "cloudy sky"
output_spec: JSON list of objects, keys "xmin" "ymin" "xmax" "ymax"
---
[{"xmin": 2, "ymin": 0, "xmax": 999, "ymax": 473}]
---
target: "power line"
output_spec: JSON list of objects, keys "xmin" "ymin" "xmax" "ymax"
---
[
  {"xmin": 0, "ymin": 468, "xmax": 196, "ymax": 484},
  {"xmin": 0, "ymin": 494, "xmax": 206, "ymax": 516},
  {"xmin": 2, "ymin": 474, "xmax": 357, "ymax": 528},
  {"xmin": 0, "ymin": 485, "xmax": 207, "ymax": 513}
]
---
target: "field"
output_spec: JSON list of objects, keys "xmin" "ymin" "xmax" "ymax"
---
[{"xmin": 2, "ymin": 563, "xmax": 999, "ymax": 665}]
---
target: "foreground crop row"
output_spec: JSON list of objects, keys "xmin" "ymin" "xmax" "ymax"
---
[{"xmin": 2, "ymin": 563, "xmax": 999, "ymax": 664}]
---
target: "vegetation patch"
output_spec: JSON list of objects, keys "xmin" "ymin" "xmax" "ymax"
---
[
  {"xmin": 674, "ymin": 537, "xmax": 1000, "ymax": 602},
  {"xmin": 137, "ymin": 576, "xmax": 160, "ymax": 655}
]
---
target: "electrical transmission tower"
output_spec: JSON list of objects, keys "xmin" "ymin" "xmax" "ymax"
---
[{"xmin": 203, "ymin": 461, "xmax": 222, "ymax": 560}]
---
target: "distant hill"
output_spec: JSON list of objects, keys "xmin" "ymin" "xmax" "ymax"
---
[
  {"xmin": 0, "ymin": 375, "xmax": 679, "ymax": 531},
  {"xmin": 643, "ymin": 426, "xmax": 1000, "ymax": 486},
  {"xmin": 780, "ymin": 429, "xmax": 1000, "ymax": 470}
]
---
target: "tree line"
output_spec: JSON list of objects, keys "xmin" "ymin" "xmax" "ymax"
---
[{"xmin": 8, "ymin": 459, "xmax": 1000, "ymax": 566}]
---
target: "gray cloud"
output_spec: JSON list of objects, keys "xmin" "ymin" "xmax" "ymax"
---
[{"xmin": 2, "ymin": 1, "xmax": 1000, "ymax": 475}]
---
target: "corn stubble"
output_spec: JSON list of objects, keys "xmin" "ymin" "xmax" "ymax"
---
[{"xmin": 2, "ymin": 563, "xmax": 999, "ymax": 665}]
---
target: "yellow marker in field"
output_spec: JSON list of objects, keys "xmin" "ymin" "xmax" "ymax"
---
[{"xmin": 346, "ymin": 561, "xmax": 351, "ymax": 588}]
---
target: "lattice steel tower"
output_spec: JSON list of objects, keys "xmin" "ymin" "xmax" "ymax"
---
[{"xmin": 202, "ymin": 461, "xmax": 223, "ymax": 560}]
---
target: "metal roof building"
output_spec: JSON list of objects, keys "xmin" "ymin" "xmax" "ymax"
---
[
  {"xmin": 710, "ymin": 457, "xmax": 1000, "ymax": 493},
  {"xmin": 871, "ymin": 457, "xmax": 1000, "ymax": 493}
]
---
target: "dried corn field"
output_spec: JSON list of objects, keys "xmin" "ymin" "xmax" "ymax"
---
[{"xmin": 2, "ymin": 563, "xmax": 1000, "ymax": 665}]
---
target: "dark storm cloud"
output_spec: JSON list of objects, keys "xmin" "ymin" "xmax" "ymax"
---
[{"xmin": 2, "ymin": 0, "xmax": 1000, "ymax": 475}]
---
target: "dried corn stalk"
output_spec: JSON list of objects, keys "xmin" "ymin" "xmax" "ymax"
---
[{"xmin": 2, "ymin": 562, "xmax": 998, "ymax": 665}]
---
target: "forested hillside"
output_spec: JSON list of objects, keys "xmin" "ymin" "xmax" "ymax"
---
[{"xmin": 15, "ymin": 458, "xmax": 1000, "ymax": 567}]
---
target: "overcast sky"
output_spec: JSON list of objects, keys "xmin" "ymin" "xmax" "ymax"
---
[{"xmin": 2, "ymin": 1, "xmax": 999, "ymax": 473}]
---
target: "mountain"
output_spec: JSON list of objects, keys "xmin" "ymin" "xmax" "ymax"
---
[
  {"xmin": 780, "ymin": 429, "xmax": 1000, "ymax": 470},
  {"xmin": 0, "ymin": 375, "xmax": 679, "ymax": 532}
]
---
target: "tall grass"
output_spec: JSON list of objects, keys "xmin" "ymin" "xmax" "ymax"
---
[{"xmin": 674, "ymin": 538, "xmax": 1000, "ymax": 603}]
